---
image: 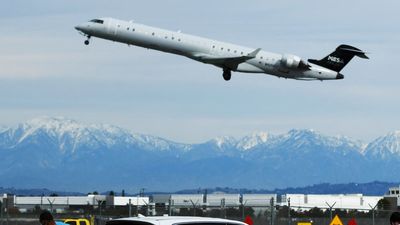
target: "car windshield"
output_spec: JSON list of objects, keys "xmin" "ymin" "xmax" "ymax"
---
[{"xmin": 90, "ymin": 19, "xmax": 104, "ymax": 24}]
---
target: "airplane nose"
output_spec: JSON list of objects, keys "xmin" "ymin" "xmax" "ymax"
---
[
  {"xmin": 75, "ymin": 23, "xmax": 90, "ymax": 33},
  {"xmin": 75, "ymin": 24, "xmax": 84, "ymax": 31},
  {"xmin": 336, "ymin": 73, "xmax": 344, "ymax": 79}
]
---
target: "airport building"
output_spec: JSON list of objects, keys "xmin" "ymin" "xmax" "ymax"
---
[
  {"xmin": 280, "ymin": 194, "xmax": 382, "ymax": 211},
  {"xmin": 0, "ymin": 192, "xmax": 386, "ymax": 213}
]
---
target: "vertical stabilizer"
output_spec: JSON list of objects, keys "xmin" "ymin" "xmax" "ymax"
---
[{"xmin": 308, "ymin": 45, "xmax": 368, "ymax": 72}]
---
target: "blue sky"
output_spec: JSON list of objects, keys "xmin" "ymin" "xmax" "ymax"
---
[{"xmin": 0, "ymin": 0, "xmax": 399, "ymax": 143}]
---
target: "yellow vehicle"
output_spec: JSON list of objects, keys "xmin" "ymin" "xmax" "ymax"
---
[
  {"xmin": 63, "ymin": 218, "xmax": 91, "ymax": 225},
  {"xmin": 297, "ymin": 222, "xmax": 312, "ymax": 225}
]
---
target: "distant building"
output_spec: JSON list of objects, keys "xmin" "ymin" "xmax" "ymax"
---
[
  {"xmin": 13, "ymin": 194, "xmax": 106, "ymax": 212},
  {"xmin": 384, "ymin": 186, "xmax": 400, "ymax": 210},
  {"xmin": 281, "ymin": 194, "xmax": 382, "ymax": 211}
]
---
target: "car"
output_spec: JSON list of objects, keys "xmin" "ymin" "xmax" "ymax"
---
[{"xmin": 106, "ymin": 216, "xmax": 248, "ymax": 225}]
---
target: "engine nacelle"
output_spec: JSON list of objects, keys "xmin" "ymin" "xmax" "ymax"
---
[{"xmin": 281, "ymin": 54, "xmax": 309, "ymax": 69}]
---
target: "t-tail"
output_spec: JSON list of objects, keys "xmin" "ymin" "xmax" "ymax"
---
[{"xmin": 308, "ymin": 44, "xmax": 369, "ymax": 72}]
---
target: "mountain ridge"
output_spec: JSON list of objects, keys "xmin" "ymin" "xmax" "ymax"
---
[{"xmin": 1, "ymin": 117, "xmax": 400, "ymax": 192}]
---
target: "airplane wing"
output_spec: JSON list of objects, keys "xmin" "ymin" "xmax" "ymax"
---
[{"xmin": 192, "ymin": 48, "xmax": 261, "ymax": 69}]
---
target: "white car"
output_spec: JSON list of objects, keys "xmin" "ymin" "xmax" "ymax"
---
[{"xmin": 106, "ymin": 216, "xmax": 248, "ymax": 225}]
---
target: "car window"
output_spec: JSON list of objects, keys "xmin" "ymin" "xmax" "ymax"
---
[{"xmin": 65, "ymin": 221, "xmax": 77, "ymax": 225}]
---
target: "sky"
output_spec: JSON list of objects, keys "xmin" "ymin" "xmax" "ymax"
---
[{"xmin": 0, "ymin": 0, "xmax": 399, "ymax": 143}]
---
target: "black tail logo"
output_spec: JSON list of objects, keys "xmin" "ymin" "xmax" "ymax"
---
[{"xmin": 308, "ymin": 45, "xmax": 368, "ymax": 72}]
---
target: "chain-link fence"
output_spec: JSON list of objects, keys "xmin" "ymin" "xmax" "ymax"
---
[{"xmin": 0, "ymin": 204, "xmax": 394, "ymax": 225}]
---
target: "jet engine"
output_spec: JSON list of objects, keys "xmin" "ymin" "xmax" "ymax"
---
[{"xmin": 281, "ymin": 54, "xmax": 310, "ymax": 69}]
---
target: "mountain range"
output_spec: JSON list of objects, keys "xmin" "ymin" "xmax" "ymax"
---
[{"xmin": 0, "ymin": 117, "xmax": 399, "ymax": 192}]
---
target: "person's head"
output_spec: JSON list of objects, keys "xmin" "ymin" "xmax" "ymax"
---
[
  {"xmin": 390, "ymin": 212, "xmax": 400, "ymax": 225},
  {"xmin": 39, "ymin": 211, "xmax": 54, "ymax": 225}
]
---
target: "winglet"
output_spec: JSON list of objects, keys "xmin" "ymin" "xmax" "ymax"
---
[{"xmin": 247, "ymin": 48, "xmax": 262, "ymax": 58}]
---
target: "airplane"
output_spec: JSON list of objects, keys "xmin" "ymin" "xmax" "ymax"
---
[{"xmin": 75, "ymin": 18, "xmax": 368, "ymax": 81}]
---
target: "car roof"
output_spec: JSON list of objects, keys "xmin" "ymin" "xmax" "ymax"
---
[{"xmin": 109, "ymin": 216, "xmax": 247, "ymax": 225}]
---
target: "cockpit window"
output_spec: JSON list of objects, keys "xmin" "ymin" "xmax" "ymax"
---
[{"xmin": 90, "ymin": 19, "xmax": 104, "ymax": 24}]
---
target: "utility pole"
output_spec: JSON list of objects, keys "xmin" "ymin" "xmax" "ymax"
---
[{"xmin": 325, "ymin": 202, "xmax": 336, "ymax": 221}]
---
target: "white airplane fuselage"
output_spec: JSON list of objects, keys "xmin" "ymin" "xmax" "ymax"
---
[{"xmin": 75, "ymin": 18, "xmax": 367, "ymax": 81}]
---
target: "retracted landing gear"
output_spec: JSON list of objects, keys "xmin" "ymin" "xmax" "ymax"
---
[
  {"xmin": 223, "ymin": 68, "xmax": 231, "ymax": 81},
  {"xmin": 84, "ymin": 36, "xmax": 91, "ymax": 45}
]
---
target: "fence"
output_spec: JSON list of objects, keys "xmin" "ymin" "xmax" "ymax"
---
[{"xmin": 0, "ymin": 203, "xmax": 394, "ymax": 225}]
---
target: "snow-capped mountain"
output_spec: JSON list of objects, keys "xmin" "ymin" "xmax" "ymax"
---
[
  {"xmin": 363, "ymin": 131, "xmax": 400, "ymax": 159},
  {"xmin": 236, "ymin": 132, "xmax": 273, "ymax": 150},
  {"xmin": 0, "ymin": 117, "xmax": 399, "ymax": 192}
]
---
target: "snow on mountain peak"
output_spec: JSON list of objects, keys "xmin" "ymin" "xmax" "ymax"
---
[
  {"xmin": 209, "ymin": 136, "xmax": 237, "ymax": 149},
  {"xmin": 5, "ymin": 117, "xmax": 190, "ymax": 154},
  {"xmin": 364, "ymin": 131, "xmax": 400, "ymax": 158},
  {"xmin": 236, "ymin": 131, "xmax": 273, "ymax": 150}
]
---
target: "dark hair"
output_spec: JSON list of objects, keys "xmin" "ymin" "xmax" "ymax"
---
[
  {"xmin": 390, "ymin": 212, "xmax": 400, "ymax": 224},
  {"xmin": 39, "ymin": 211, "xmax": 54, "ymax": 222}
]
